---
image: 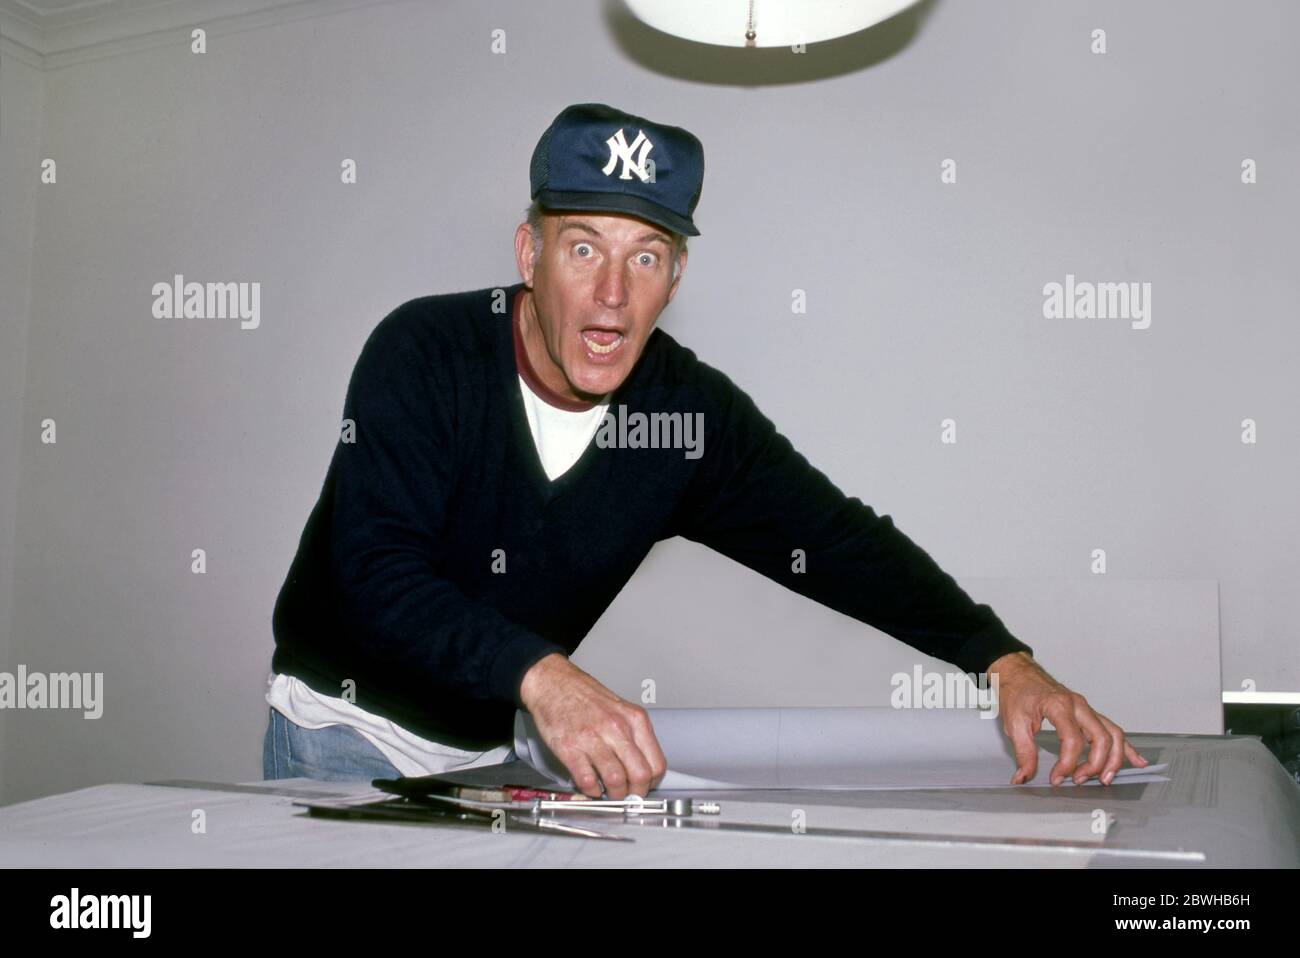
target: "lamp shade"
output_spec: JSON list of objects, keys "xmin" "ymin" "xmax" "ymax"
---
[{"xmin": 624, "ymin": 0, "xmax": 922, "ymax": 48}]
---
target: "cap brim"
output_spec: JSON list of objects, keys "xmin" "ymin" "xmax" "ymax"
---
[{"xmin": 536, "ymin": 189, "xmax": 700, "ymax": 237}]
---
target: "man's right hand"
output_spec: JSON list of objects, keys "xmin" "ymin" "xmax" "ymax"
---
[{"xmin": 518, "ymin": 653, "xmax": 667, "ymax": 799}]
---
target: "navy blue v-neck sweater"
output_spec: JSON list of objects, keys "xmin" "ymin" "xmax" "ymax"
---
[{"xmin": 270, "ymin": 282, "xmax": 1032, "ymax": 749}]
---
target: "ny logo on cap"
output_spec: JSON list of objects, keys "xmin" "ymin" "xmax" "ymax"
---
[{"xmin": 602, "ymin": 128, "xmax": 655, "ymax": 183}]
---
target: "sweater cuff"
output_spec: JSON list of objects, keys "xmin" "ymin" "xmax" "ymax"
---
[
  {"xmin": 954, "ymin": 624, "xmax": 1034, "ymax": 678},
  {"xmin": 488, "ymin": 632, "xmax": 569, "ymax": 710}
]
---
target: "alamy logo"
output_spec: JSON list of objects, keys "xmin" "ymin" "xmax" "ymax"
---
[
  {"xmin": 1042, "ymin": 273, "xmax": 1151, "ymax": 329},
  {"xmin": 0, "ymin": 665, "xmax": 103, "ymax": 719},
  {"xmin": 594, "ymin": 405, "xmax": 703, "ymax": 459},
  {"xmin": 603, "ymin": 128, "xmax": 654, "ymax": 182},
  {"xmin": 50, "ymin": 888, "xmax": 151, "ymax": 938},
  {"xmin": 152, "ymin": 273, "xmax": 261, "ymax": 329},
  {"xmin": 890, "ymin": 665, "xmax": 1000, "ymax": 719}
]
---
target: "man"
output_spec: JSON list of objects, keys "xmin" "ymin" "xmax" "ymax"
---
[{"xmin": 265, "ymin": 102, "xmax": 1148, "ymax": 798}]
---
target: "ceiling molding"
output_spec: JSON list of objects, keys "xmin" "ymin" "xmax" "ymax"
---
[
  {"xmin": 0, "ymin": 4, "xmax": 46, "ymax": 65},
  {"xmin": 0, "ymin": 0, "xmax": 393, "ymax": 68}
]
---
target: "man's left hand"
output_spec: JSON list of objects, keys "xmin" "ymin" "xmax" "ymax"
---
[{"xmin": 987, "ymin": 651, "xmax": 1150, "ymax": 786}]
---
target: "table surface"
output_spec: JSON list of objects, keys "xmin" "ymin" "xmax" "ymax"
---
[{"xmin": 0, "ymin": 733, "xmax": 1295, "ymax": 868}]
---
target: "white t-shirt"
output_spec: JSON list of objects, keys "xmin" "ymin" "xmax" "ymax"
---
[{"xmin": 265, "ymin": 374, "xmax": 610, "ymax": 777}]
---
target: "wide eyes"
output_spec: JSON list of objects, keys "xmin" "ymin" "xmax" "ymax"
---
[{"xmin": 572, "ymin": 242, "xmax": 658, "ymax": 268}]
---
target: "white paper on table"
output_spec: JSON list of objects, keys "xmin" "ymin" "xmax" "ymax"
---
[
  {"xmin": 511, "ymin": 706, "xmax": 1170, "ymax": 791},
  {"xmin": 703, "ymin": 800, "xmax": 1113, "ymax": 842}
]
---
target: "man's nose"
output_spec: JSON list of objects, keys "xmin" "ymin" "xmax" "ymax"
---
[{"xmin": 594, "ymin": 262, "xmax": 629, "ymax": 310}]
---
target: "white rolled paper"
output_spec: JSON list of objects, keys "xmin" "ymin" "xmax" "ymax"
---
[{"xmin": 512, "ymin": 706, "xmax": 1168, "ymax": 791}]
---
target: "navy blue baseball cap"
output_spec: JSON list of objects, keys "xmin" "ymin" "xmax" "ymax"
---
[{"xmin": 530, "ymin": 103, "xmax": 704, "ymax": 237}]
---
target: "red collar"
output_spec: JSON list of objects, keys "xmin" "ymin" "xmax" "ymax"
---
[{"xmin": 512, "ymin": 288, "xmax": 603, "ymax": 412}]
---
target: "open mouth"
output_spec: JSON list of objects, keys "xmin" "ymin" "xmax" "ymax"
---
[{"xmin": 581, "ymin": 328, "xmax": 625, "ymax": 357}]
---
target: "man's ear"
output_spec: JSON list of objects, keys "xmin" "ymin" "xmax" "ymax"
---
[
  {"xmin": 666, "ymin": 248, "xmax": 688, "ymax": 302},
  {"xmin": 515, "ymin": 222, "xmax": 537, "ymax": 286}
]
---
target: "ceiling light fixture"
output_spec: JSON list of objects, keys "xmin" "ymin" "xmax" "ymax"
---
[{"xmin": 624, "ymin": 0, "xmax": 922, "ymax": 49}]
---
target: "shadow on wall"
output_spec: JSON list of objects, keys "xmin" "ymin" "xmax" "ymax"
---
[{"xmin": 603, "ymin": 0, "xmax": 943, "ymax": 85}]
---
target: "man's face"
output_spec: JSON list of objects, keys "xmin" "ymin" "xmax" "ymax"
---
[{"xmin": 514, "ymin": 210, "xmax": 686, "ymax": 402}]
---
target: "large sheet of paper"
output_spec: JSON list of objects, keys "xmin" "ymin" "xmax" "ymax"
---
[{"xmin": 512, "ymin": 706, "xmax": 1170, "ymax": 790}]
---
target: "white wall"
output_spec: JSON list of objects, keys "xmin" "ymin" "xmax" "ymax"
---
[
  {"xmin": 0, "ymin": 0, "xmax": 1296, "ymax": 804},
  {"xmin": 0, "ymin": 33, "xmax": 45, "ymax": 800}
]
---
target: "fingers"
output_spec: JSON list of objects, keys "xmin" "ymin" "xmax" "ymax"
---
[
  {"xmin": 551, "ymin": 704, "xmax": 662, "ymax": 799},
  {"xmin": 996, "ymin": 661, "xmax": 1149, "ymax": 787},
  {"xmin": 1097, "ymin": 715, "xmax": 1151, "ymax": 782},
  {"xmin": 588, "ymin": 738, "xmax": 633, "ymax": 799},
  {"xmin": 1094, "ymin": 716, "xmax": 1127, "ymax": 785},
  {"xmin": 1003, "ymin": 707, "xmax": 1043, "ymax": 785},
  {"xmin": 1124, "ymin": 740, "xmax": 1150, "ymax": 768},
  {"xmin": 528, "ymin": 663, "xmax": 666, "ymax": 799},
  {"xmin": 565, "ymin": 751, "xmax": 605, "ymax": 800},
  {"xmin": 1046, "ymin": 697, "xmax": 1088, "ymax": 786},
  {"xmin": 1055, "ymin": 703, "xmax": 1146, "ymax": 787},
  {"xmin": 627, "ymin": 707, "xmax": 669, "ymax": 791},
  {"xmin": 603, "ymin": 713, "xmax": 657, "ymax": 799},
  {"xmin": 1007, "ymin": 718, "xmax": 1040, "ymax": 785},
  {"xmin": 1068, "ymin": 702, "xmax": 1112, "ymax": 785},
  {"xmin": 562, "ymin": 722, "xmax": 639, "ymax": 799}
]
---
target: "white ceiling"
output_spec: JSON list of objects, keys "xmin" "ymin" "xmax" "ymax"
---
[
  {"xmin": 10, "ymin": 0, "xmax": 119, "ymax": 12},
  {"xmin": 0, "ymin": 0, "xmax": 207, "ymax": 62},
  {"xmin": 0, "ymin": 0, "xmax": 384, "ymax": 63},
  {"xmin": 2, "ymin": 0, "xmax": 185, "ymax": 29},
  {"xmin": 16, "ymin": 0, "xmax": 118, "ymax": 10}
]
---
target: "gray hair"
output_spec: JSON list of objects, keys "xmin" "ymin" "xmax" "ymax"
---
[{"xmin": 525, "ymin": 198, "xmax": 686, "ymax": 283}]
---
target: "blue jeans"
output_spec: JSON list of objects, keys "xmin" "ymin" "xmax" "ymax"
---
[{"xmin": 262, "ymin": 707, "xmax": 403, "ymax": 782}]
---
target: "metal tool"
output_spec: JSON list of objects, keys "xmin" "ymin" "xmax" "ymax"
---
[
  {"xmin": 531, "ymin": 795, "xmax": 721, "ymax": 816},
  {"xmin": 295, "ymin": 794, "xmax": 633, "ymax": 841},
  {"xmin": 412, "ymin": 791, "xmax": 720, "ymax": 818}
]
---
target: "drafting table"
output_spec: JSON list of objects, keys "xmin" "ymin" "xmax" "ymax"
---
[{"xmin": 0, "ymin": 731, "xmax": 1294, "ymax": 867}]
